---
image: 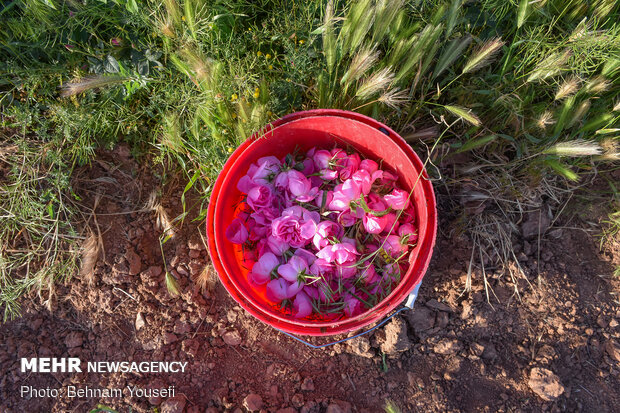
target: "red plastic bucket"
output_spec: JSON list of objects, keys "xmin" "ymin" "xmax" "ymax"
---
[{"xmin": 206, "ymin": 110, "xmax": 437, "ymax": 336}]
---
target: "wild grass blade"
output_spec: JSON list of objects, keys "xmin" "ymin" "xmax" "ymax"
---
[{"xmin": 433, "ymin": 36, "xmax": 471, "ymax": 79}]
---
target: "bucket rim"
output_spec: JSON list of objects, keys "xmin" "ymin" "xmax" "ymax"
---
[{"xmin": 206, "ymin": 109, "xmax": 437, "ymax": 336}]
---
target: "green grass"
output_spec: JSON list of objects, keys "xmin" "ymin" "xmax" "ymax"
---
[{"xmin": 1, "ymin": 0, "xmax": 619, "ymax": 317}]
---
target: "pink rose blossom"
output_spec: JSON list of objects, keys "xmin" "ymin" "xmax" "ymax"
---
[
  {"xmin": 383, "ymin": 188, "xmax": 410, "ymax": 210},
  {"xmin": 363, "ymin": 213, "xmax": 387, "ymax": 234},
  {"xmin": 316, "ymin": 238, "xmax": 359, "ymax": 264},
  {"xmin": 266, "ymin": 278, "xmax": 289, "ymax": 301},
  {"xmin": 313, "ymin": 221, "xmax": 344, "ymax": 250},
  {"xmin": 225, "ymin": 218, "xmax": 248, "ymax": 244},
  {"xmin": 229, "ymin": 145, "xmax": 418, "ymax": 319},
  {"xmin": 271, "ymin": 207, "xmax": 317, "ymax": 248},
  {"xmin": 267, "ymin": 235, "xmax": 289, "ymax": 255},
  {"xmin": 247, "ymin": 184, "xmax": 274, "ymax": 210},
  {"xmin": 293, "ymin": 291, "xmax": 312, "ymax": 318},
  {"xmin": 383, "ymin": 234, "xmax": 406, "ymax": 258},
  {"xmin": 286, "ymin": 170, "xmax": 318, "ymax": 202},
  {"xmin": 359, "ymin": 159, "xmax": 378, "ymax": 174},
  {"xmin": 277, "ymin": 256, "xmax": 308, "ymax": 283},
  {"xmin": 249, "ymin": 252, "xmax": 279, "ymax": 285},
  {"xmin": 329, "ymin": 179, "xmax": 361, "ymax": 211},
  {"xmin": 339, "ymin": 153, "xmax": 360, "ymax": 180},
  {"xmin": 312, "ymin": 149, "xmax": 332, "ymax": 169}
]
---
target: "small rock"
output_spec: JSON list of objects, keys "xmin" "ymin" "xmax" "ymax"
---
[
  {"xmin": 188, "ymin": 260, "xmax": 203, "ymax": 277},
  {"xmin": 609, "ymin": 318, "xmax": 619, "ymax": 328},
  {"xmin": 226, "ymin": 309, "xmax": 238, "ymax": 324},
  {"xmin": 345, "ymin": 336, "xmax": 374, "ymax": 358},
  {"xmin": 188, "ymin": 237, "xmax": 204, "ymax": 251},
  {"xmin": 528, "ymin": 368, "xmax": 565, "ymax": 401},
  {"xmin": 164, "ymin": 332, "xmax": 178, "ymax": 345},
  {"xmin": 292, "ymin": 393, "xmax": 305, "ymax": 408},
  {"xmin": 64, "ymin": 332, "xmax": 84, "ymax": 348},
  {"xmin": 135, "ymin": 312, "xmax": 145, "ymax": 331},
  {"xmin": 173, "ymin": 321, "xmax": 191, "ymax": 335},
  {"xmin": 406, "ymin": 307, "xmax": 435, "ymax": 332},
  {"xmin": 222, "ymin": 330, "xmax": 242, "ymax": 346},
  {"xmin": 301, "ymin": 401, "xmax": 318, "ymax": 413},
  {"xmin": 379, "ymin": 317, "xmax": 410, "ymax": 356},
  {"xmin": 460, "ymin": 303, "xmax": 472, "ymax": 320},
  {"xmin": 425, "ymin": 299, "xmax": 453, "ymax": 313},
  {"xmin": 522, "ymin": 208, "xmax": 551, "ymax": 239},
  {"xmin": 188, "ymin": 249, "xmax": 201, "ymax": 259},
  {"xmin": 144, "ymin": 265, "xmax": 163, "ymax": 278},
  {"xmin": 436, "ymin": 312, "xmax": 449, "ymax": 329},
  {"xmin": 243, "ymin": 394, "xmax": 263, "ymax": 411},
  {"xmin": 604, "ymin": 340, "xmax": 620, "ymax": 362},
  {"xmin": 160, "ymin": 397, "xmax": 186, "ymax": 413},
  {"xmin": 301, "ymin": 377, "xmax": 315, "ymax": 391},
  {"xmin": 276, "ymin": 409, "xmax": 296, "ymax": 413},
  {"xmin": 126, "ymin": 248, "xmax": 142, "ymax": 275},
  {"xmin": 470, "ymin": 343, "xmax": 484, "ymax": 356},
  {"xmin": 326, "ymin": 404, "xmax": 343, "ymax": 413},
  {"xmin": 326, "ymin": 400, "xmax": 352, "ymax": 413},
  {"xmin": 481, "ymin": 343, "xmax": 497, "ymax": 360},
  {"xmin": 434, "ymin": 339, "xmax": 462, "ymax": 355},
  {"xmin": 182, "ymin": 339, "xmax": 200, "ymax": 358}
]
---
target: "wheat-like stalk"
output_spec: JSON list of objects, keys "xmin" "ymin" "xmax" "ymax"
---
[
  {"xmin": 544, "ymin": 139, "xmax": 603, "ymax": 157},
  {"xmin": 378, "ymin": 87, "xmax": 409, "ymax": 109},
  {"xmin": 79, "ymin": 231, "xmax": 99, "ymax": 285},
  {"xmin": 356, "ymin": 67, "xmax": 394, "ymax": 100},
  {"xmin": 527, "ymin": 49, "xmax": 571, "ymax": 83},
  {"xmin": 462, "ymin": 38, "xmax": 505, "ymax": 74},
  {"xmin": 568, "ymin": 100, "xmax": 591, "ymax": 128},
  {"xmin": 585, "ymin": 75, "xmax": 610, "ymax": 94},
  {"xmin": 536, "ymin": 111, "xmax": 555, "ymax": 130},
  {"xmin": 554, "ymin": 76, "xmax": 581, "ymax": 100},
  {"xmin": 59, "ymin": 76, "xmax": 128, "ymax": 97},
  {"xmin": 341, "ymin": 46, "xmax": 379, "ymax": 86}
]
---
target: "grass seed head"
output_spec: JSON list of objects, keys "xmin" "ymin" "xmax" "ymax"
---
[
  {"xmin": 585, "ymin": 76, "xmax": 610, "ymax": 95},
  {"xmin": 536, "ymin": 111, "xmax": 555, "ymax": 130},
  {"xmin": 355, "ymin": 67, "xmax": 394, "ymax": 100},
  {"xmin": 544, "ymin": 139, "xmax": 603, "ymax": 157},
  {"xmin": 568, "ymin": 99, "xmax": 591, "ymax": 128},
  {"xmin": 527, "ymin": 49, "xmax": 571, "ymax": 83},
  {"xmin": 462, "ymin": 38, "xmax": 505, "ymax": 74},
  {"xmin": 59, "ymin": 76, "xmax": 128, "ymax": 97},
  {"xmin": 378, "ymin": 87, "xmax": 409, "ymax": 109},
  {"xmin": 554, "ymin": 76, "xmax": 581, "ymax": 100},
  {"xmin": 341, "ymin": 46, "xmax": 380, "ymax": 86}
]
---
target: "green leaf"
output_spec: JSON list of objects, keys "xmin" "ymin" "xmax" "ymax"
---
[
  {"xmin": 445, "ymin": 0, "xmax": 462, "ymax": 38},
  {"xmin": 544, "ymin": 159, "xmax": 579, "ymax": 182},
  {"xmin": 579, "ymin": 113, "xmax": 614, "ymax": 133},
  {"xmin": 455, "ymin": 135, "xmax": 496, "ymax": 153},
  {"xmin": 517, "ymin": 0, "xmax": 529, "ymax": 28},
  {"xmin": 104, "ymin": 55, "xmax": 120, "ymax": 73},
  {"xmin": 444, "ymin": 105, "xmax": 481, "ymax": 126},
  {"xmin": 136, "ymin": 60, "xmax": 149, "ymax": 76},
  {"xmin": 125, "ymin": 0, "xmax": 138, "ymax": 13}
]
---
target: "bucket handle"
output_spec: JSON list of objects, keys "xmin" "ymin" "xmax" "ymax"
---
[{"xmin": 274, "ymin": 281, "xmax": 422, "ymax": 349}]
